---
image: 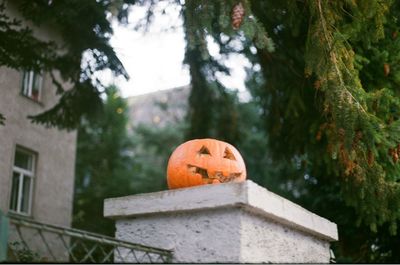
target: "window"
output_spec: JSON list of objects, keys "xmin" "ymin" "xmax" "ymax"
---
[
  {"xmin": 21, "ymin": 70, "xmax": 42, "ymax": 101},
  {"xmin": 9, "ymin": 148, "xmax": 36, "ymax": 215}
]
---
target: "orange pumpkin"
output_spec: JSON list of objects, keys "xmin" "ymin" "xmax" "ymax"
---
[{"xmin": 167, "ymin": 138, "xmax": 247, "ymax": 189}]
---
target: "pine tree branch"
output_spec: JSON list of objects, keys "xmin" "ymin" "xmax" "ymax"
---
[{"xmin": 316, "ymin": 0, "xmax": 367, "ymax": 114}]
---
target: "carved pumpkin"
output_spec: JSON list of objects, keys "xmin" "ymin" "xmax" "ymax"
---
[{"xmin": 167, "ymin": 138, "xmax": 247, "ymax": 189}]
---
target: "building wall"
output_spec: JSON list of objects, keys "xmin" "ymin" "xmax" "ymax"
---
[
  {"xmin": 126, "ymin": 86, "xmax": 190, "ymax": 129},
  {"xmin": 0, "ymin": 3, "xmax": 77, "ymax": 228}
]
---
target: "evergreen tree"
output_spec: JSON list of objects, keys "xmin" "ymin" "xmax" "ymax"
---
[
  {"xmin": 179, "ymin": 0, "xmax": 400, "ymax": 262},
  {"xmin": 247, "ymin": 0, "xmax": 400, "ymax": 234},
  {"xmin": 4, "ymin": 0, "xmax": 400, "ymax": 261},
  {"xmin": 129, "ymin": 122, "xmax": 186, "ymax": 193},
  {"xmin": 73, "ymin": 85, "xmax": 134, "ymax": 235},
  {"xmin": 0, "ymin": 0, "xmax": 134, "ymax": 128},
  {"xmin": 182, "ymin": 0, "xmax": 266, "ymax": 143}
]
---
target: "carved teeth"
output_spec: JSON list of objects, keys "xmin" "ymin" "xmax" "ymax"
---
[
  {"xmin": 214, "ymin": 172, "xmax": 223, "ymax": 178},
  {"xmin": 188, "ymin": 166, "xmax": 197, "ymax": 174},
  {"xmin": 229, "ymin": 172, "xmax": 242, "ymax": 178},
  {"xmin": 187, "ymin": 165, "xmax": 241, "ymax": 182}
]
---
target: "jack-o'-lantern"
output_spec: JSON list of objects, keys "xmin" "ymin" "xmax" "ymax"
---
[{"xmin": 167, "ymin": 138, "xmax": 247, "ymax": 189}]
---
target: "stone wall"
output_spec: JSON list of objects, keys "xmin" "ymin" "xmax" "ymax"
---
[{"xmin": 105, "ymin": 180, "xmax": 338, "ymax": 263}]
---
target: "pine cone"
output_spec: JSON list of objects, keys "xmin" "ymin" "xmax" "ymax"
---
[{"xmin": 231, "ymin": 2, "xmax": 245, "ymax": 30}]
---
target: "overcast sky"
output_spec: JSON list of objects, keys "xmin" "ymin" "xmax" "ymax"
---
[{"xmin": 100, "ymin": 3, "xmax": 250, "ymax": 99}]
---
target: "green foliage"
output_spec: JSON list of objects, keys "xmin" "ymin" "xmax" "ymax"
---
[
  {"xmin": 129, "ymin": 123, "xmax": 186, "ymax": 193},
  {"xmin": 183, "ymin": 0, "xmax": 274, "ymax": 56},
  {"xmin": 298, "ymin": 0, "xmax": 400, "ymax": 232},
  {"xmin": 236, "ymin": 101, "xmax": 306, "ymax": 200},
  {"xmin": 0, "ymin": 0, "xmax": 134, "ymax": 129},
  {"xmin": 4, "ymin": 0, "xmax": 400, "ymax": 261},
  {"xmin": 73, "ymin": 85, "xmax": 134, "ymax": 235},
  {"xmin": 0, "ymin": 2, "xmax": 57, "ymax": 72},
  {"xmin": 8, "ymin": 241, "xmax": 41, "ymax": 262},
  {"xmin": 73, "ymin": 85, "xmax": 185, "ymax": 234},
  {"xmin": 180, "ymin": 0, "xmax": 400, "ymax": 262},
  {"xmin": 246, "ymin": 0, "xmax": 400, "ymax": 262},
  {"xmin": 182, "ymin": 0, "xmax": 272, "ymax": 142},
  {"xmin": 29, "ymin": 80, "xmax": 104, "ymax": 130}
]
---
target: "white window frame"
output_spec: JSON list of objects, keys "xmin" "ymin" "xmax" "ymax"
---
[
  {"xmin": 21, "ymin": 70, "xmax": 43, "ymax": 101},
  {"xmin": 9, "ymin": 148, "xmax": 36, "ymax": 216}
]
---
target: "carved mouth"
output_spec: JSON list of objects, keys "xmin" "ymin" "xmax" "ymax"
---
[{"xmin": 187, "ymin": 165, "xmax": 242, "ymax": 184}]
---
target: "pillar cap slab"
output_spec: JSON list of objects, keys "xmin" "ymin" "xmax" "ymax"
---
[{"xmin": 104, "ymin": 180, "xmax": 338, "ymax": 241}]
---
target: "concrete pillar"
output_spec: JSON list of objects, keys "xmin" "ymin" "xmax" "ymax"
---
[{"xmin": 104, "ymin": 180, "xmax": 338, "ymax": 263}]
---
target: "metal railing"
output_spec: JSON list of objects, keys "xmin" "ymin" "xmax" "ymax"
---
[{"xmin": 0, "ymin": 211, "xmax": 173, "ymax": 263}]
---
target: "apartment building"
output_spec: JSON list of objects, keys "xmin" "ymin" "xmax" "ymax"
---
[
  {"xmin": 0, "ymin": 2, "xmax": 77, "ymax": 229},
  {"xmin": 126, "ymin": 85, "xmax": 190, "ymax": 129}
]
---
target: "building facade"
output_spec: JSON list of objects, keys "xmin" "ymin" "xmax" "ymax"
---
[
  {"xmin": 126, "ymin": 85, "xmax": 189, "ymax": 129},
  {"xmin": 0, "ymin": 3, "xmax": 77, "ymax": 229}
]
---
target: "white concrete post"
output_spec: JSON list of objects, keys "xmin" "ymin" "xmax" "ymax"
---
[{"xmin": 104, "ymin": 180, "xmax": 338, "ymax": 263}]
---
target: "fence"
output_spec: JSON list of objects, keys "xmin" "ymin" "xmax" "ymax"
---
[{"xmin": 0, "ymin": 211, "xmax": 173, "ymax": 263}]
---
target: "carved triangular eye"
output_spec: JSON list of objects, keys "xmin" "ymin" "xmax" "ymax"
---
[
  {"xmin": 199, "ymin": 146, "xmax": 211, "ymax": 155},
  {"xmin": 224, "ymin": 147, "xmax": 236, "ymax": 160}
]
